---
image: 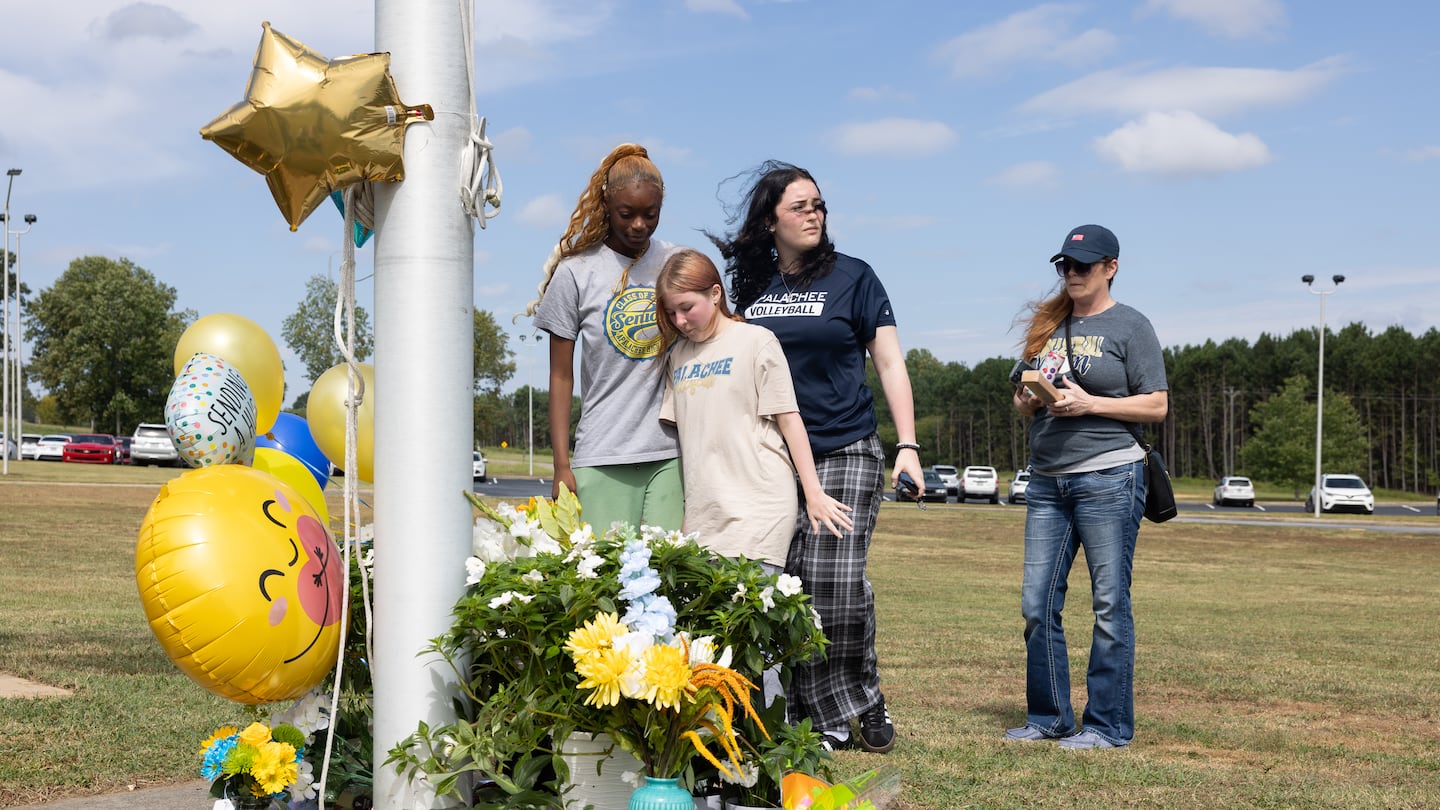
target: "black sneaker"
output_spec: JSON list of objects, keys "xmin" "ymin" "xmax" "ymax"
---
[
  {"xmin": 820, "ymin": 730, "xmax": 853, "ymax": 752},
  {"xmin": 856, "ymin": 697, "xmax": 895, "ymax": 753}
]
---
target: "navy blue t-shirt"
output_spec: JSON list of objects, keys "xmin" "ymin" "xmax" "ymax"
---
[{"xmin": 740, "ymin": 253, "xmax": 897, "ymax": 455}]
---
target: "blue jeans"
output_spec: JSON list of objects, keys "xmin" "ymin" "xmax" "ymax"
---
[{"xmin": 1020, "ymin": 461, "xmax": 1145, "ymax": 745}]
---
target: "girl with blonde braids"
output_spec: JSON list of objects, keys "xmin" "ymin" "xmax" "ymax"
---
[{"xmin": 528, "ymin": 143, "xmax": 685, "ymax": 531}]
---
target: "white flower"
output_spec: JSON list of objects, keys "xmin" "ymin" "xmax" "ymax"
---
[
  {"xmin": 776, "ymin": 573, "xmax": 804, "ymax": 597},
  {"xmin": 521, "ymin": 569, "xmax": 544, "ymax": 584},
  {"xmin": 272, "ymin": 688, "xmax": 331, "ymax": 736},
  {"xmin": 687, "ymin": 634, "xmax": 718, "ymax": 664},
  {"xmin": 530, "ymin": 533, "xmax": 562, "ymax": 556},
  {"xmin": 810, "ymin": 606, "xmax": 824, "ymax": 631},
  {"xmin": 290, "ymin": 758, "xmax": 318, "ymax": 800},
  {"xmin": 576, "ymin": 552, "xmax": 604, "ymax": 580},
  {"xmin": 620, "ymin": 769, "xmax": 641, "ymax": 788},
  {"xmin": 569, "ymin": 525, "xmax": 596, "ymax": 547},
  {"xmin": 758, "ymin": 586, "xmax": 776, "ymax": 611},
  {"xmin": 487, "ymin": 590, "xmax": 535, "ymax": 609},
  {"xmin": 465, "ymin": 557, "xmax": 486, "ymax": 585},
  {"xmin": 719, "ymin": 761, "xmax": 760, "ymax": 787},
  {"xmin": 732, "ymin": 583, "xmax": 747, "ymax": 603},
  {"xmin": 472, "ymin": 518, "xmax": 514, "ymax": 563}
]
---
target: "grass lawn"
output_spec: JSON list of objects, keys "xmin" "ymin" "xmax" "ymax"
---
[{"xmin": 2, "ymin": 464, "xmax": 1438, "ymax": 807}]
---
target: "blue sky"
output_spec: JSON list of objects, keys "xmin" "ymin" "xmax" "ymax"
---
[{"xmin": 3, "ymin": 1, "xmax": 1437, "ymax": 402}]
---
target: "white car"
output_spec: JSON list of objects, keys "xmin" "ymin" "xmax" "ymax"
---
[
  {"xmin": 1213, "ymin": 476, "xmax": 1256, "ymax": 507},
  {"xmin": 131, "ymin": 423, "xmax": 180, "ymax": 466},
  {"xmin": 959, "ymin": 465, "xmax": 1000, "ymax": 504},
  {"xmin": 19, "ymin": 433, "xmax": 43, "ymax": 460},
  {"xmin": 34, "ymin": 434, "xmax": 72, "ymax": 461},
  {"xmin": 1305, "ymin": 474, "xmax": 1374, "ymax": 515},
  {"xmin": 473, "ymin": 450, "xmax": 488, "ymax": 482},
  {"xmin": 1008, "ymin": 469, "xmax": 1031, "ymax": 504},
  {"xmin": 931, "ymin": 465, "xmax": 959, "ymax": 498},
  {"xmin": 0, "ymin": 434, "xmax": 14, "ymax": 460}
]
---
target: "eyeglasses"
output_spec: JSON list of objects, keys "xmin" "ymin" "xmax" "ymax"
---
[{"xmin": 1054, "ymin": 258, "xmax": 1096, "ymax": 277}]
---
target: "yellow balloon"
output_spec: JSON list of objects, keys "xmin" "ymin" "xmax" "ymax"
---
[
  {"xmin": 175, "ymin": 313, "xmax": 285, "ymax": 434},
  {"xmin": 136, "ymin": 466, "xmax": 344, "ymax": 704},
  {"xmin": 252, "ymin": 447, "xmax": 330, "ymax": 525},
  {"xmin": 307, "ymin": 362, "xmax": 374, "ymax": 482}
]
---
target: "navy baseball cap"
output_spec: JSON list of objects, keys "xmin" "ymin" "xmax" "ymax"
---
[{"xmin": 1050, "ymin": 224, "xmax": 1119, "ymax": 264}]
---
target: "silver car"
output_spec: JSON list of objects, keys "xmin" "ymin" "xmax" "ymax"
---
[
  {"xmin": 1008, "ymin": 469, "xmax": 1031, "ymax": 504},
  {"xmin": 131, "ymin": 423, "xmax": 181, "ymax": 466}
]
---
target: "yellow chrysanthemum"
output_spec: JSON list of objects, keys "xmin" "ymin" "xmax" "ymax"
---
[
  {"xmin": 237, "ymin": 722, "xmax": 272, "ymax": 748},
  {"xmin": 565, "ymin": 612, "xmax": 627, "ymax": 659},
  {"xmin": 252, "ymin": 740, "xmax": 299, "ymax": 794},
  {"xmin": 575, "ymin": 646, "xmax": 632, "ymax": 707},
  {"xmin": 641, "ymin": 643, "xmax": 693, "ymax": 711},
  {"xmin": 198, "ymin": 725, "xmax": 239, "ymax": 756}
]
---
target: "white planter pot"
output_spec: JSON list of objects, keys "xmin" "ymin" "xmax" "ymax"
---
[{"xmin": 560, "ymin": 731, "xmax": 644, "ymax": 810}]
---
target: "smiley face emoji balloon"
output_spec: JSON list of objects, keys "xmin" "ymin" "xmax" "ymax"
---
[{"xmin": 136, "ymin": 465, "xmax": 344, "ymax": 704}]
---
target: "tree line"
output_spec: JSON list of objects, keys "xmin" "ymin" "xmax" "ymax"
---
[{"xmin": 13, "ymin": 256, "xmax": 1440, "ymax": 494}]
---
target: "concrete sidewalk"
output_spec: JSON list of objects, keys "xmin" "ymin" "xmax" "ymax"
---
[{"xmin": 7, "ymin": 780, "xmax": 212, "ymax": 809}]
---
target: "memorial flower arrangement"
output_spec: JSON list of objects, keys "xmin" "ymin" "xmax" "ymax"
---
[
  {"xmin": 199, "ymin": 720, "xmax": 307, "ymax": 807},
  {"xmin": 389, "ymin": 486, "xmax": 828, "ymax": 806}
]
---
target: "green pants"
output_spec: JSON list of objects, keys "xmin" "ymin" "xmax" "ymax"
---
[{"xmin": 573, "ymin": 458, "xmax": 684, "ymax": 533}]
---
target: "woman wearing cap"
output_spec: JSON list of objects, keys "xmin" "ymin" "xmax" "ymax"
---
[
  {"xmin": 709, "ymin": 161, "xmax": 922, "ymax": 754},
  {"xmin": 1005, "ymin": 224, "xmax": 1168, "ymax": 750}
]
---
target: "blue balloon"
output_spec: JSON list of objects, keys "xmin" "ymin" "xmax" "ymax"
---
[
  {"xmin": 256, "ymin": 412, "xmax": 331, "ymax": 490},
  {"xmin": 329, "ymin": 191, "xmax": 374, "ymax": 247}
]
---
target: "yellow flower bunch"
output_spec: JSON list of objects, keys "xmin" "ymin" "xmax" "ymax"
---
[{"xmin": 565, "ymin": 612, "xmax": 767, "ymax": 781}]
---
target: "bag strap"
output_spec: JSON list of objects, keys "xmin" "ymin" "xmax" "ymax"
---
[{"xmin": 1064, "ymin": 314, "xmax": 1149, "ymax": 451}]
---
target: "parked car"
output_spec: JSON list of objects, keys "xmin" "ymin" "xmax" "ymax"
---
[
  {"xmin": 0, "ymin": 433, "xmax": 14, "ymax": 460},
  {"xmin": 114, "ymin": 436, "xmax": 133, "ymax": 465},
  {"xmin": 896, "ymin": 468, "xmax": 947, "ymax": 503},
  {"xmin": 1213, "ymin": 476, "xmax": 1255, "ymax": 507},
  {"xmin": 931, "ymin": 465, "xmax": 960, "ymax": 498},
  {"xmin": 959, "ymin": 465, "xmax": 1000, "ymax": 504},
  {"xmin": 1008, "ymin": 468, "xmax": 1031, "ymax": 504},
  {"xmin": 131, "ymin": 423, "xmax": 181, "ymax": 466},
  {"xmin": 1304, "ymin": 473, "xmax": 1374, "ymax": 515},
  {"xmin": 19, "ymin": 433, "xmax": 43, "ymax": 460},
  {"xmin": 34, "ymin": 434, "xmax": 72, "ymax": 461},
  {"xmin": 63, "ymin": 433, "xmax": 120, "ymax": 464},
  {"xmin": 473, "ymin": 450, "xmax": 488, "ymax": 482}
]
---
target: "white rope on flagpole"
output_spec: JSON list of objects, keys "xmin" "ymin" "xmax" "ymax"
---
[{"xmin": 457, "ymin": 0, "xmax": 501, "ymax": 226}]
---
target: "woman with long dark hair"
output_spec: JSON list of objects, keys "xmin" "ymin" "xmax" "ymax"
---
[{"xmin": 709, "ymin": 161, "xmax": 922, "ymax": 753}]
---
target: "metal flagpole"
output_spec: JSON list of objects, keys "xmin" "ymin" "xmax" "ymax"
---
[{"xmin": 371, "ymin": 1, "xmax": 476, "ymax": 807}]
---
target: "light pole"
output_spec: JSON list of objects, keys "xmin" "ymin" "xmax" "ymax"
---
[
  {"xmin": 2, "ymin": 213, "xmax": 35, "ymax": 468},
  {"xmin": 518, "ymin": 331, "xmax": 544, "ymax": 477},
  {"xmin": 2, "ymin": 168, "xmax": 20, "ymax": 475},
  {"xmin": 1301, "ymin": 274, "xmax": 1344, "ymax": 517}
]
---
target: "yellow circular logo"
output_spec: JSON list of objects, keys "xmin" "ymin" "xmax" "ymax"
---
[{"xmin": 606, "ymin": 287, "xmax": 660, "ymax": 359}]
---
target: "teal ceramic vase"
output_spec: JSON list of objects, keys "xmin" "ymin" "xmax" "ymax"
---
[{"xmin": 629, "ymin": 775, "xmax": 693, "ymax": 810}]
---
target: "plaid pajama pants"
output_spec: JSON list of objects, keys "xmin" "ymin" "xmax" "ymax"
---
[{"xmin": 784, "ymin": 432, "xmax": 885, "ymax": 730}]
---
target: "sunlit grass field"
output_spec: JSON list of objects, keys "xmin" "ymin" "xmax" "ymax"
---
[{"xmin": 1, "ymin": 461, "xmax": 1437, "ymax": 807}]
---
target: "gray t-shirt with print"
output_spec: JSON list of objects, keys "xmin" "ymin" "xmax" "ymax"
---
[
  {"xmin": 1027, "ymin": 302, "xmax": 1167, "ymax": 474},
  {"xmin": 534, "ymin": 240, "xmax": 681, "ymax": 467}
]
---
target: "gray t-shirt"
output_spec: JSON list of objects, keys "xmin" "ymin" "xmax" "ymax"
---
[
  {"xmin": 1027, "ymin": 303, "xmax": 1167, "ymax": 474},
  {"xmin": 533, "ymin": 240, "xmax": 681, "ymax": 467}
]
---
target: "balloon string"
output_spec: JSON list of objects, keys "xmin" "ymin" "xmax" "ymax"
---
[
  {"xmin": 316, "ymin": 186, "xmax": 372, "ymax": 805},
  {"xmin": 459, "ymin": 0, "xmax": 502, "ymax": 226}
]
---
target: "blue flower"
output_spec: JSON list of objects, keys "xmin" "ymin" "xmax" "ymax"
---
[{"xmin": 201, "ymin": 736, "xmax": 238, "ymax": 781}]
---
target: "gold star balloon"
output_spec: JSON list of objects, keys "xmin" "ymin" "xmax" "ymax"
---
[{"xmin": 201, "ymin": 22, "xmax": 433, "ymax": 231}]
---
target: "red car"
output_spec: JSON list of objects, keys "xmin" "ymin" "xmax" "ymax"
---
[{"xmin": 62, "ymin": 433, "xmax": 120, "ymax": 464}]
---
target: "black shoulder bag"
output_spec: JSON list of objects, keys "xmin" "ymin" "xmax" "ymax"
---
[{"xmin": 1064, "ymin": 316, "xmax": 1176, "ymax": 523}]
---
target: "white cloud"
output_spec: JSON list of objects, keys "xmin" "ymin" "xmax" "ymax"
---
[
  {"xmin": 829, "ymin": 119, "xmax": 957, "ymax": 157},
  {"xmin": 849, "ymin": 85, "xmax": 914, "ymax": 103},
  {"xmin": 90, "ymin": 2, "xmax": 199, "ymax": 42},
  {"xmin": 1142, "ymin": 0, "xmax": 1286, "ymax": 39},
  {"xmin": 1021, "ymin": 58, "xmax": 1345, "ymax": 119},
  {"xmin": 472, "ymin": 0, "xmax": 614, "ymax": 44},
  {"xmin": 1093, "ymin": 111, "xmax": 1271, "ymax": 176},
  {"xmin": 1401, "ymin": 145, "xmax": 1440, "ymax": 162},
  {"xmin": 516, "ymin": 194, "xmax": 570, "ymax": 229},
  {"xmin": 933, "ymin": 4, "xmax": 1117, "ymax": 78},
  {"xmin": 984, "ymin": 161, "xmax": 1061, "ymax": 190},
  {"xmin": 685, "ymin": 0, "xmax": 749, "ymax": 19}
]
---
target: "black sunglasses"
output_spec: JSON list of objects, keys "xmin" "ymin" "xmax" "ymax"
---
[{"xmin": 1054, "ymin": 258, "xmax": 1097, "ymax": 277}]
